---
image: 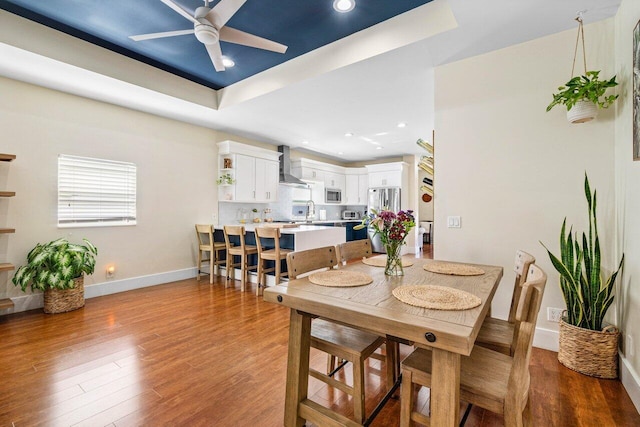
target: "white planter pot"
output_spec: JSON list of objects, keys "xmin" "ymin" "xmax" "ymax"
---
[{"xmin": 566, "ymin": 100, "xmax": 598, "ymax": 124}]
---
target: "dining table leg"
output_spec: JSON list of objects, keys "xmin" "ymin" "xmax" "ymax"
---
[
  {"xmin": 284, "ymin": 309, "xmax": 312, "ymax": 427},
  {"xmin": 430, "ymin": 348, "xmax": 461, "ymax": 427}
]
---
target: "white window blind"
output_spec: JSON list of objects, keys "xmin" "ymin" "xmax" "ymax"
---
[{"xmin": 58, "ymin": 155, "xmax": 137, "ymax": 227}]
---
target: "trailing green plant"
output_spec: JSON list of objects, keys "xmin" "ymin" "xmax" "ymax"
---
[
  {"xmin": 216, "ymin": 173, "xmax": 235, "ymax": 185},
  {"xmin": 12, "ymin": 238, "xmax": 98, "ymax": 292},
  {"xmin": 546, "ymin": 71, "xmax": 618, "ymax": 112},
  {"xmin": 541, "ymin": 175, "xmax": 624, "ymax": 331}
]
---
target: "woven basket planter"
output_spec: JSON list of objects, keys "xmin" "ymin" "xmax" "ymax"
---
[
  {"xmin": 558, "ymin": 318, "xmax": 619, "ymax": 379},
  {"xmin": 43, "ymin": 276, "xmax": 85, "ymax": 314},
  {"xmin": 566, "ymin": 100, "xmax": 598, "ymax": 124}
]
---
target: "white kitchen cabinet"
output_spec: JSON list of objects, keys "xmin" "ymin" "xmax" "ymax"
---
[
  {"xmin": 300, "ymin": 167, "xmax": 325, "ymax": 181},
  {"xmin": 217, "ymin": 141, "xmax": 281, "ymax": 203},
  {"xmin": 358, "ymin": 174, "xmax": 368, "ymax": 205},
  {"xmin": 324, "ymin": 171, "xmax": 345, "ymax": 192},
  {"xmin": 345, "ymin": 174, "xmax": 359, "ymax": 205},
  {"xmin": 366, "ymin": 162, "xmax": 407, "ymax": 189}
]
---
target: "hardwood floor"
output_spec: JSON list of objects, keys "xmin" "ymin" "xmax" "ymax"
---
[{"xmin": 0, "ymin": 248, "xmax": 638, "ymax": 426}]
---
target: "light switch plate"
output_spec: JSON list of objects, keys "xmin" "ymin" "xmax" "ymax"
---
[{"xmin": 447, "ymin": 216, "xmax": 461, "ymax": 228}]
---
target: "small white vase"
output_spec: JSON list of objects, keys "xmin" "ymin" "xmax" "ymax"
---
[{"xmin": 566, "ymin": 100, "xmax": 598, "ymax": 124}]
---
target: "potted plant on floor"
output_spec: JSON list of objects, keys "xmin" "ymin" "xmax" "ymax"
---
[
  {"xmin": 541, "ymin": 175, "xmax": 624, "ymax": 378},
  {"xmin": 12, "ymin": 238, "xmax": 98, "ymax": 314}
]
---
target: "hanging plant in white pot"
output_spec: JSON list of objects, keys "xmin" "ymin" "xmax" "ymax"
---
[{"xmin": 546, "ymin": 15, "xmax": 618, "ymax": 123}]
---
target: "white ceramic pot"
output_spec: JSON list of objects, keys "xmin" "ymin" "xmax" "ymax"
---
[{"xmin": 566, "ymin": 100, "xmax": 598, "ymax": 124}]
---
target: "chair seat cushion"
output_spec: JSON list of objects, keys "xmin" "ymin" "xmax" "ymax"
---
[
  {"xmin": 228, "ymin": 245, "xmax": 258, "ymax": 255},
  {"xmin": 260, "ymin": 248, "xmax": 292, "ymax": 260},
  {"xmin": 311, "ymin": 319, "xmax": 384, "ymax": 358},
  {"xmin": 401, "ymin": 346, "xmax": 512, "ymax": 414},
  {"xmin": 476, "ymin": 317, "xmax": 515, "ymax": 355}
]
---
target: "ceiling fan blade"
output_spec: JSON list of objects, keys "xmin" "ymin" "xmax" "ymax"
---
[
  {"xmin": 160, "ymin": 0, "xmax": 199, "ymax": 24},
  {"xmin": 220, "ymin": 27, "xmax": 287, "ymax": 53},
  {"xmin": 129, "ymin": 29, "xmax": 194, "ymax": 41},
  {"xmin": 205, "ymin": 42, "xmax": 225, "ymax": 72},
  {"xmin": 207, "ymin": 0, "xmax": 247, "ymax": 29}
]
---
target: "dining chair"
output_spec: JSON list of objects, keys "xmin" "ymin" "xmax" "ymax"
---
[
  {"xmin": 286, "ymin": 246, "xmax": 387, "ymax": 424},
  {"xmin": 476, "ymin": 250, "xmax": 536, "ymax": 355},
  {"xmin": 336, "ymin": 239, "xmax": 374, "ymax": 265},
  {"xmin": 254, "ymin": 226, "xmax": 291, "ymax": 296},
  {"xmin": 223, "ymin": 225, "xmax": 258, "ymax": 292},
  {"xmin": 195, "ymin": 224, "xmax": 227, "ymax": 284},
  {"xmin": 399, "ymin": 264, "xmax": 547, "ymax": 427}
]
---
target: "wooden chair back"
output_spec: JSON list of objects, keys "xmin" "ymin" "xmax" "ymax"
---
[
  {"xmin": 286, "ymin": 246, "xmax": 338, "ymax": 279},
  {"xmin": 336, "ymin": 239, "xmax": 373, "ymax": 265},
  {"xmin": 195, "ymin": 224, "xmax": 213, "ymax": 248},
  {"xmin": 223, "ymin": 225, "xmax": 246, "ymax": 251},
  {"xmin": 254, "ymin": 226, "xmax": 282, "ymax": 257},
  {"xmin": 508, "ymin": 264, "xmax": 547, "ymax": 406},
  {"xmin": 508, "ymin": 250, "xmax": 536, "ymax": 322}
]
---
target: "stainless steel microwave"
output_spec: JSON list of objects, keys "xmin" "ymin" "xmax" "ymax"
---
[{"xmin": 325, "ymin": 188, "xmax": 342, "ymax": 203}]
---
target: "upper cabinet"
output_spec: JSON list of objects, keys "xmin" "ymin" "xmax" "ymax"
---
[
  {"xmin": 366, "ymin": 162, "xmax": 408, "ymax": 189},
  {"xmin": 292, "ymin": 158, "xmax": 367, "ymax": 206},
  {"xmin": 217, "ymin": 141, "xmax": 280, "ymax": 203}
]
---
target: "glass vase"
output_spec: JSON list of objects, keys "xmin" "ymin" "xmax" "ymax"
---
[{"xmin": 384, "ymin": 241, "xmax": 404, "ymax": 276}]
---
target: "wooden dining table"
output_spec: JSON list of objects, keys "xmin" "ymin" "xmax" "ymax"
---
[{"xmin": 263, "ymin": 257, "xmax": 503, "ymax": 427}]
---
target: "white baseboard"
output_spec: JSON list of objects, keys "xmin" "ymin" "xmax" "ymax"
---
[
  {"xmin": 532, "ymin": 326, "xmax": 559, "ymax": 352},
  {"xmin": 1, "ymin": 267, "xmax": 199, "ymax": 314},
  {"xmin": 620, "ymin": 355, "xmax": 640, "ymax": 413}
]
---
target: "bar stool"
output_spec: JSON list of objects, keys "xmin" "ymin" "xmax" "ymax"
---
[
  {"xmin": 223, "ymin": 225, "xmax": 258, "ymax": 292},
  {"xmin": 195, "ymin": 224, "xmax": 226, "ymax": 284},
  {"xmin": 254, "ymin": 227, "xmax": 291, "ymax": 296}
]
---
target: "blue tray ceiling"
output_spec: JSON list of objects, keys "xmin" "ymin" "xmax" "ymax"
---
[{"xmin": 0, "ymin": 0, "xmax": 433, "ymax": 90}]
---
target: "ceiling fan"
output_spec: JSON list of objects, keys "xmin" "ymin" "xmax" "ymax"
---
[{"xmin": 129, "ymin": 0, "xmax": 288, "ymax": 72}]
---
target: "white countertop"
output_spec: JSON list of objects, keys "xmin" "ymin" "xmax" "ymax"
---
[{"xmin": 214, "ymin": 223, "xmax": 338, "ymax": 234}]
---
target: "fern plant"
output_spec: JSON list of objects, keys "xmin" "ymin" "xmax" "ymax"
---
[
  {"xmin": 12, "ymin": 238, "xmax": 98, "ymax": 292},
  {"xmin": 541, "ymin": 175, "xmax": 624, "ymax": 330}
]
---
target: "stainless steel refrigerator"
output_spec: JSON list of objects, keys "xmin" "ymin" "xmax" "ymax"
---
[{"xmin": 367, "ymin": 187, "xmax": 401, "ymax": 253}]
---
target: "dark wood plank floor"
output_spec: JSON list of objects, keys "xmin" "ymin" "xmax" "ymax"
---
[{"xmin": 1, "ymin": 245, "xmax": 638, "ymax": 426}]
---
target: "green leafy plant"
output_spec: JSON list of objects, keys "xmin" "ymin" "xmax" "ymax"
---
[
  {"xmin": 216, "ymin": 173, "xmax": 235, "ymax": 185},
  {"xmin": 541, "ymin": 175, "xmax": 624, "ymax": 330},
  {"xmin": 546, "ymin": 71, "xmax": 618, "ymax": 112},
  {"xmin": 12, "ymin": 238, "xmax": 98, "ymax": 292}
]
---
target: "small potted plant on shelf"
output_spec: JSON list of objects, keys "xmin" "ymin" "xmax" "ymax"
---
[
  {"xmin": 216, "ymin": 173, "xmax": 235, "ymax": 185},
  {"xmin": 12, "ymin": 238, "xmax": 98, "ymax": 314},
  {"xmin": 546, "ymin": 70, "xmax": 618, "ymax": 124},
  {"xmin": 541, "ymin": 174, "xmax": 624, "ymax": 378}
]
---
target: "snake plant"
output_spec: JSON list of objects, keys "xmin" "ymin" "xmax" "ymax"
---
[
  {"xmin": 12, "ymin": 238, "xmax": 98, "ymax": 292},
  {"xmin": 541, "ymin": 175, "xmax": 624, "ymax": 330}
]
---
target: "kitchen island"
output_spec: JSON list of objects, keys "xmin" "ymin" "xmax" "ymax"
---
[
  {"xmin": 213, "ymin": 223, "xmax": 346, "ymax": 251},
  {"xmin": 210, "ymin": 224, "xmax": 346, "ymax": 288}
]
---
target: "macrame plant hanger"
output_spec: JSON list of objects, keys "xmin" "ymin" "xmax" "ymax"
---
[{"xmin": 571, "ymin": 12, "xmax": 587, "ymax": 79}]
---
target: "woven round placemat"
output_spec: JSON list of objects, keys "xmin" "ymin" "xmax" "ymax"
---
[
  {"xmin": 423, "ymin": 261, "xmax": 485, "ymax": 276},
  {"xmin": 362, "ymin": 255, "xmax": 414, "ymax": 268},
  {"xmin": 392, "ymin": 285, "xmax": 481, "ymax": 310},
  {"xmin": 309, "ymin": 270, "xmax": 373, "ymax": 287}
]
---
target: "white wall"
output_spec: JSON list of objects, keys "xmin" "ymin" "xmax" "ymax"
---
[
  {"xmin": 614, "ymin": 0, "xmax": 640, "ymax": 411},
  {"xmin": 434, "ymin": 20, "xmax": 616, "ymax": 338},
  {"xmin": 0, "ymin": 77, "xmax": 218, "ymax": 300}
]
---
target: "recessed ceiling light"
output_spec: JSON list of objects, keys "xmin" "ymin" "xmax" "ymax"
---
[
  {"xmin": 345, "ymin": 132, "xmax": 354, "ymax": 137},
  {"xmin": 338, "ymin": 151, "xmax": 344, "ymax": 155},
  {"xmin": 222, "ymin": 56, "xmax": 235, "ymax": 67},
  {"xmin": 333, "ymin": 0, "xmax": 356, "ymax": 13},
  {"xmin": 375, "ymin": 132, "xmax": 388, "ymax": 136},
  {"xmin": 376, "ymin": 147, "xmax": 382, "ymax": 150},
  {"xmin": 397, "ymin": 122, "xmax": 407, "ymax": 128},
  {"xmin": 302, "ymin": 140, "xmax": 309, "ymax": 144}
]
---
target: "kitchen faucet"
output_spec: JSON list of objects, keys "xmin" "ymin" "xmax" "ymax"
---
[{"xmin": 305, "ymin": 199, "xmax": 315, "ymax": 221}]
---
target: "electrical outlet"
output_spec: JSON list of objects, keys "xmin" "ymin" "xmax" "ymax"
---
[
  {"xmin": 212, "ymin": 213, "xmax": 218, "ymax": 224},
  {"xmin": 627, "ymin": 335, "xmax": 634, "ymax": 357},
  {"xmin": 547, "ymin": 307, "xmax": 563, "ymax": 322}
]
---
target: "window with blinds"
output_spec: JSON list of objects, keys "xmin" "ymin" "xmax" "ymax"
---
[{"xmin": 58, "ymin": 155, "xmax": 137, "ymax": 227}]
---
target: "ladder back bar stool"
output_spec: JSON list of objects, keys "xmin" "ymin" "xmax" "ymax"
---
[
  {"xmin": 195, "ymin": 224, "xmax": 226, "ymax": 284},
  {"xmin": 223, "ymin": 225, "xmax": 258, "ymax": 292},
  {"xmin": 254, "ymin": 227, "xmax": 291, "ymax": 296}
]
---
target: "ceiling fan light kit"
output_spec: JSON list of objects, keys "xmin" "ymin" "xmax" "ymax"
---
[{"xmin": 129, "ymin": 0, "xmax": 288, "ymax": 72}]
